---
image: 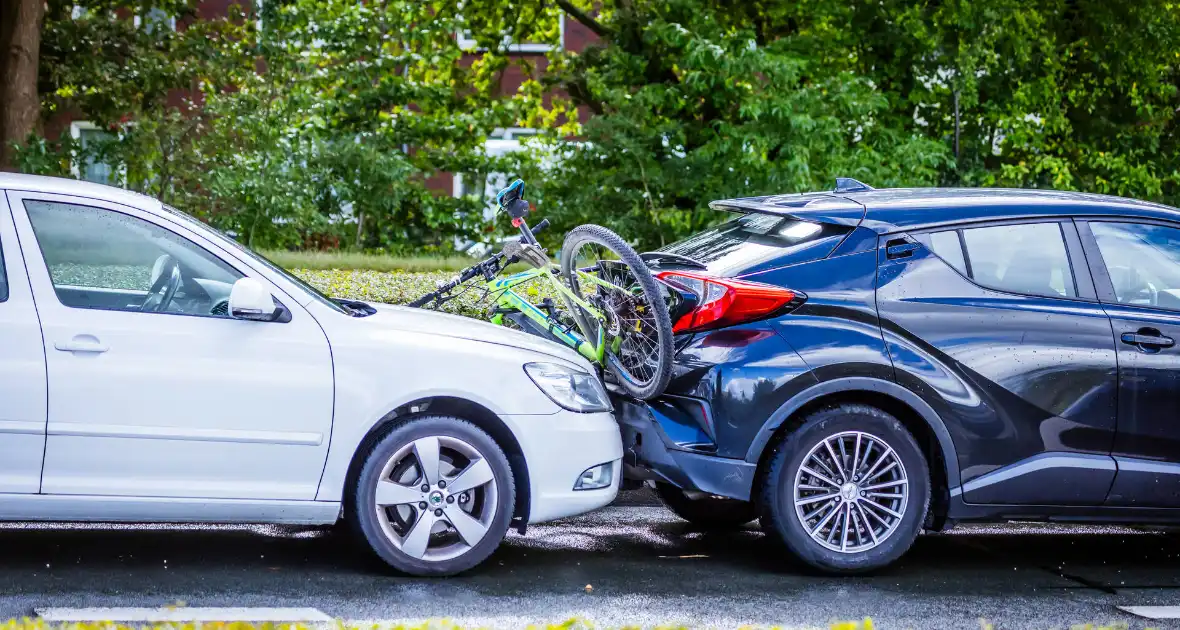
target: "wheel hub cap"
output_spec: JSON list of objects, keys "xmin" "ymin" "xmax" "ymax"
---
[{"xmin": 840, "ymin": 482, "xmax": 858, "ymax": 501}]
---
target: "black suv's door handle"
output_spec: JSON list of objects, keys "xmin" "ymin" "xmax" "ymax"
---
[
  {"xmin": 886, "ymin": 241, "xmax": 919, "ymax": 260},
  {"xmin": 1121, "ymin": 328, "xmax": 1175, "ymax": 350}
]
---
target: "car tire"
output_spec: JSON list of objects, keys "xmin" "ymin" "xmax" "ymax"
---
[
  {"xmin": 654, "ymin": 482, "xmax": 759, "ymax": 529},
  {"xmin": 758, "ymin": 403, "xmax": 930, "ymax": 574},
  {"xmin": 350, "ymin": 415, "xmax": 516, "ymax": 577}
]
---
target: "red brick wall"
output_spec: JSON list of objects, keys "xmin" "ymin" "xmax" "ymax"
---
[{"xmin": 563, "ymin": 15, "xmax": 600, "ymax": 53}]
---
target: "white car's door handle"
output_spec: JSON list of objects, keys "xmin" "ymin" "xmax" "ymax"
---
[{"xmin": 55, "ymin": 335, "xmax": 109, "ymax": 354}]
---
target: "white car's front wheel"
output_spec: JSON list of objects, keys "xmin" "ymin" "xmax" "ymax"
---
[{"xmin": 351, "ymin": 416, "xmax": 515, "ymax": 576}]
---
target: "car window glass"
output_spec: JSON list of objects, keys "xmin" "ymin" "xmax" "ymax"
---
[
  {"xmin": 659, "ymin": 213, "xmax": 851, "ymax": 275},
  {"xmin": 160, "ymin": 204, "xmax": 349, "ymax": 315},
  {"xmin": 913, "ymin": 230, "xmax": 968, "ymax": 275},
  {"xmin": 24, "ymin": 200, "xmax": 243, "ymax": 316},
  {"xmin": 1091, "ymin": 222, "xmax": 1180, "ymax": 310},
  {"xmin": 961, "ymin": 223, "xmax": 1076, "ymax": 298}
]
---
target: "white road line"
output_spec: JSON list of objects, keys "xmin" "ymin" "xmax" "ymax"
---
[
  {"xmin": 35, "ymin": 607, "xmax": 333, "ymax": 623},
  {"xmin": 1118, "ymin": 605, "xmax": 1180, "ymax": 620}
]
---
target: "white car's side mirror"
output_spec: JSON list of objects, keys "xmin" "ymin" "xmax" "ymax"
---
[{"xmin": 229, "ymin": 277, "xmax": 280, "ymax": 321}]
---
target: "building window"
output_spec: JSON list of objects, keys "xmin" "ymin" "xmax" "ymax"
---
[
  {"xmin": 69, "ymin": 121, "xmax": 117, "ymax": 186},
  {"xmin": 134, "ymin": 8, "xmax": 177, "ymax": 33},
  {"xmin": 457, "ymin": 15, "xmax": 563, "ymax": 53},
  {"xmin": 454, "ymin": 128, "xmax": 540, "ymax": 221}
]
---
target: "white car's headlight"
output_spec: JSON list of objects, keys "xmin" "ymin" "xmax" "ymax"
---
[{"xmin": 524, "ymin": 362, "xmax": 613, "ymax": 413}]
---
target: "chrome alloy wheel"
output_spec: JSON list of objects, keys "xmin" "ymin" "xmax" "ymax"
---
[
  {"xmin": 375, "ymin": 435, "xmax": 498, "ymax": 562},
  {"xmin": 792, "ymin": 431, "xmax": 909, "ymax": 553}
]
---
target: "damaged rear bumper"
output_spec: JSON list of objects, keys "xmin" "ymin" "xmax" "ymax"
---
[{"xmin": 613, "ymin": 395, "xmax": 757, "ymax": 502}]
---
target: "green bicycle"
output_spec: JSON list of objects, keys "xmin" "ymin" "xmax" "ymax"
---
[{"xmin": 408, "ymin": 179, "xmax": 674, "ymax": 400}]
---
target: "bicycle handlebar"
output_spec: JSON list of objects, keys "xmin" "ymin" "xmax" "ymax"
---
[{"xmin": 406, "ymin": 218, "xmax": 550, "ymax": 308}]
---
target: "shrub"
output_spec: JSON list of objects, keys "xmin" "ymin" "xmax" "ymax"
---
[{"xmin": 293, "ymin": 269, "xmax": 558, "ymax": 319}]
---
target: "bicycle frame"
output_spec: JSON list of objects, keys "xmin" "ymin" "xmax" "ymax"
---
[{"xmin": 486, "ymin": 264, "xmax": 615, "ymax": 364}]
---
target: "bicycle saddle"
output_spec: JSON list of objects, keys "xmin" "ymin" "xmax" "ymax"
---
[{"xmin": 497, "ymin": 179, "xmax": 531, "ymax": 219}]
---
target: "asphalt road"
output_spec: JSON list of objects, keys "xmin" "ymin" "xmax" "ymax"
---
[{"xmin": 1, "ymin": 492, "xmax": 1178, "ymax": 628}]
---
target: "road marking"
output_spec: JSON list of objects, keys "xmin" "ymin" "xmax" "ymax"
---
[
  {"xmin": 1118, "ymin": 605, "xmax": 1180, "ymax": 620},
  {"xmin": 35, "ymin": 607, "xmax": 333, "ymax": 622}
]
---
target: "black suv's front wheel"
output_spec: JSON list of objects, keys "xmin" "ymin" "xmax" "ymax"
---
[{"xmin": 758, "ymin": 403, "xmax": 930, "ymax": 574}]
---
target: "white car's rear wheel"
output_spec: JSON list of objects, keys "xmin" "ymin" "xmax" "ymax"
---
[{"xmin": 351, "ymin": 416, "xmax": 515, "ymax": 576}]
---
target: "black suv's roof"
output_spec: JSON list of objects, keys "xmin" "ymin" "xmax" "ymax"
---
[{"xmin": 710, "ymin": 187, "xmax": 1180, "ymax": 234}]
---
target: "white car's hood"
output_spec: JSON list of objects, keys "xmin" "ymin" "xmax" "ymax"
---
[{"xmin": 365, "ymin": 303, "xmax": 589, "ymax": 367}]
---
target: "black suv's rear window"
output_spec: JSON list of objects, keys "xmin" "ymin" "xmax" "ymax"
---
[{"xmin": 659, "ymin": 213, "xmax": 851, "ymax": 276}]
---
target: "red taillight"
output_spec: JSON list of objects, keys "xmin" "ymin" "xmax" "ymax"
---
[{"xmin": 656, "ymin": 270, "xmax": 802, "ymax": 333}]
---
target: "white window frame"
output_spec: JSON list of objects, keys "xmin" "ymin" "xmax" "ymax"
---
[
  {"xmin": 133, "ymin": 9, "xmax": 177, "ymax": 31},
  {"xmin": 457, "ymin": 14, "xmax": 564, "ymax": 53},
  {"xmin": 452, "ymin": 128, "xmax": 543, "ymax": 235},
  {"xmin": 69, "ymin": 121, "xmax": 125, "ymax": 186},
  {"xmin": 452, "ymin": 128, "xmax": 539, "ymax": 197}
]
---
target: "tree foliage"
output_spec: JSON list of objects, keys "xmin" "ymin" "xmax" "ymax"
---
[
  {"xmin": 532, "ymin": 0, "xmax": 952, "ymax": 248},
  {"xmin": 13, "ymin": 0, "xmax": 1180, "ymax": 252}
]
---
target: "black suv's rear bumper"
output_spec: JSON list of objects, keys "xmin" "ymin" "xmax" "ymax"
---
[{"xmin": 614, "ymin": 396, "xmax": 758, "ymax": 502}]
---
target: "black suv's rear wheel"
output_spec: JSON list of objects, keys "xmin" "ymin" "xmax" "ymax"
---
[
  {"xmin": 654, "ymin": 482, "xmax": 758, "ymax": 530},
  {"xmin": 758, "ymin": 403, "xmax": 930, "ymax": 574}
]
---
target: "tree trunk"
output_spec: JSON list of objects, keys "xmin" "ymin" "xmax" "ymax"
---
[{"xmin": 0, "ymin": 0, "xmax": 45, "ymax": 172}]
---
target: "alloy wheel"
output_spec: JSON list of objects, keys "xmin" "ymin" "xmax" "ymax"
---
[
  {"xmin": 792, "ymin": 430, "xmax": 909, "ymax": 553},
  {"xmin": 374, "ymin": 435, "xmax": 498, "ymax": 562}
]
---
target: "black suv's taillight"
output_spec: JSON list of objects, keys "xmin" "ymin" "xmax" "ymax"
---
[{"xmin": 656, "ymin": 270, "xmax": 805, "ymax": 333}]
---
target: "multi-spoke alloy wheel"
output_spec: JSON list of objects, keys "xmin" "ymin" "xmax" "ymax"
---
[
  {"xmin": 759, "ymin": 403, "xmax": 930, "ymax": 574},
  {"xmin": 793, "ymin": 431, "xmax": 909, "ymax": 553},
  {"xmin": 351, "ymin": 416, "xmax": 514, "ymax": 576}
]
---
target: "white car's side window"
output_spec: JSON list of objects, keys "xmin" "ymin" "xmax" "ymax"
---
[{"xmin": 24, "ymin": 199, "xmax": 244, "ymax": 317}]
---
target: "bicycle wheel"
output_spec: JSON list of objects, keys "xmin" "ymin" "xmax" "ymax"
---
[{"xmin": 559, "ymin": 224, "xmax": 673, "ymax": 400}]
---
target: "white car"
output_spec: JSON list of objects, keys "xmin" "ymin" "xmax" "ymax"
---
[{"xmin": 0, "ymin": 174, "xmax": 622, "ymax": 576}]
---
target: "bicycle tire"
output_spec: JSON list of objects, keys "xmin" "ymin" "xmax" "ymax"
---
[{"xmin": 559, "ymin": 224, "xmax": 673, "ymax": 400}]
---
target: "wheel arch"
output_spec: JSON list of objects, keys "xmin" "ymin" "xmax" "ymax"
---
[
  {"xmin": 745, "ymin": 377, "xmax": 960, "ymax": 530},
  {"xmin": 342, "ymin": 395, "xmax": 532, "ymax": 532}
]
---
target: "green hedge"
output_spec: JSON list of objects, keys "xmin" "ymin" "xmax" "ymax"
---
[{"xmin": 294, "ymin": 268, "xmax": 556, "ymax": 319}]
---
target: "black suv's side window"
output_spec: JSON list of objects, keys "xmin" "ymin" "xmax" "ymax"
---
[
  {"xmin": 916, "ymin": 222, "xmax": 1077, "ymax": 299},
  {"xmin": 913, "ymin": 230, "xmax": 967, "ymax": 275},
  {"xmin": 1090, "ymin": 221, "xmax": 1180, "ymax": 310}
]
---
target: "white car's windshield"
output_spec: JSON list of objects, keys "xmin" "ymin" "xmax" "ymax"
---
[{"xmin": 161, "ymin": 205, "xmax": 349, "ymax": 315}]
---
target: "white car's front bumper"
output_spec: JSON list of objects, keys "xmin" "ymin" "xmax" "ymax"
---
[{"xmin": 504, "ymin": 410, "xmax": 622, "ymax": 524}]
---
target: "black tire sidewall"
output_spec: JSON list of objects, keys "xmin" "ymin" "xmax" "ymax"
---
[
  {"xmin": 351, "ymin": 416, "xmax": 515, "ymax": 577},
  {"xmin": 760, "ymin": 405, "xmax": 930, "ymax": 574}
]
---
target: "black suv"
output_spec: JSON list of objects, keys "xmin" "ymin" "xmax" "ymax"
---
[{"xmin": 621, "ymin": 182, "xmax": 1180, "ymax": 573}]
